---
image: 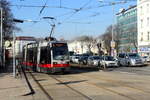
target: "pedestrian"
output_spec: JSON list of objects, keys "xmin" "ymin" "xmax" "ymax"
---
[{"xmin": 5, "ymin": 49, "xmax": 10, "ymax": 66}]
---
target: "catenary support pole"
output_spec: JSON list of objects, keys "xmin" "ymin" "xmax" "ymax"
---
[
  {"xmin": 13, "ymin": 32, "xmax": 16, "ymax": 77},
  {"xmin": 0, "ymin": 8, "xmax": 3, "ymax": 68}
]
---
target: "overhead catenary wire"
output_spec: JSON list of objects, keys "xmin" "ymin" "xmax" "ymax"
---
[
  {"xmin": 9, "ymin": 4, "xmax": 78, "ymax": 11},
  {"xmin": 60, "ymin": 0, "xmax": 62, "ymax": 8},
  {"xmin": 57, "ymin": 0, "xmax": 92, "ymax": 25},
  {"xmin": 39, "ymin": 0, "xmax": 49, "ymax": 15},
  {"xmin": 116, "ymin": 0, "xmax": 136, "ymax": 1},
  {"xmin": 11, "ymin": 0, "xmax": 136, "ymax": 38},
  {"xmin": 9, "ymin": 0, "xmax": 131, "ymax": 22},
  {"xmin": 12, "ymin": 0, "xmax": 127, "ymax": 27}
]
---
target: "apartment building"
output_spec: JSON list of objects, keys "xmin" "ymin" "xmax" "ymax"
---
[
  {"xmin": 116, "ymin": 5, "xmax": 137, "ymax": 53},
  {"xmin": 68, "ymin": 40, "xmax": 99, "ymax": 54},
  {"xmin": 137, "ymin": 0, "xmax": 150, "ymax": 56},
  {"xmin": 5, "ymin": 36, "xmax": 36, "ymax": 58}
]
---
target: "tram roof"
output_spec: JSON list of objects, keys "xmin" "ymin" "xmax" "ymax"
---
[
  {"xmin": 24, "ymin": 40, "xmax": 67, "ymax": 48},
  {"xmin": 39, "ymin": 40, "xmax": 67, "ymax": 46}
]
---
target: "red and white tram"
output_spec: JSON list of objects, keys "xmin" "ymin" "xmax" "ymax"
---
[{"xmin": 22, "ymin": 40, "xmax": 70, "ymax": 73}]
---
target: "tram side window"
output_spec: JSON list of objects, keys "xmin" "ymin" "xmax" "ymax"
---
[
  {"xmin": 40, "ymin": 47, "xmax": 51, "ymax": 64},
  {"xmin": 23, "ymin": 48, "xmax": 25, "ymax": 61},
  {"xmin": 33, "ymin": 47, "xmax": 37, "ymax": 63},
  {"xmin": 27, "ymin": 48, "xmax": 33, "ymax": 62}
]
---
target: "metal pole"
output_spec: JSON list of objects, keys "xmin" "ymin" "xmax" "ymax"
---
[
  {"xmin": 0, "ymin": 8, "xmax": 4, "ymax": 69},
  {"xmin": 111, "ymin": 3, "xmax": 115, "ymax": 56},
  {"xmin": 13, "ymin": 32, "xmax": 16, "ymax": 77},
  {"xmin": 0, "ymin": 8, "xmax": 3, "ymax": 49},
  {"xmin": 112, "ymin": 4, "xmax": 114, "ymax": 41},
  {"xmin": 0, "ymin": 8, "xmax": 3, "ymax": 57}
]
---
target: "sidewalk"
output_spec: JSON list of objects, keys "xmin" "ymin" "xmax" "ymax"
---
[
  {"xmin": 0, "ymin": 68, "xmax": 49, "ymax": 100},
  {"xmin": 0, "ymin": 73, "xmax": 32, "ymax": 100}
]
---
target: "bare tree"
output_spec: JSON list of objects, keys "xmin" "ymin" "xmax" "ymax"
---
[
  {"xmin": 100, "ymin": 24, "xmax": 120, "ymax": 55},
  {"xmin": 77, "ymin": 35, "xmax": 96, "ymax": 53},
  {"xmin": 114, "ymin": 24, "xmax": 121, "ymax": 54},
  {"xmin": 101, "ymin": 25, "xmax": 112, "ymax": 55},
  {"xmin": 0, "ymin": 0, "xmax": 19, "ymax": 38},
  {"xmin": 96, "ymin": 39, "xmax": 104, "ymax": 56},
  {"xmin": 128, "ymin": 26, "xmax": 137, "ymax": 52}
]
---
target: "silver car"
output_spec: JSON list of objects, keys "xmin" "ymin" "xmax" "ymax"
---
[
  {"xmin": 87, "ymin": 56, "xmax": 102, "ymax": 67},
  {"xmin": 118, "ymin": 53, "xmax": 144, "ymax": 66},
  {"xmin": 71, "ymin": 56, "xmax": 80, "ymax": 64},
  {"xmin": 100, "ymin": 56, "xmax": 118, "ymax": 68}
]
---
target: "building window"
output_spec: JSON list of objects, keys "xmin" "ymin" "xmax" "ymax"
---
[
  {"xmin": 141, "ymin": 19, "xmax": 143, "ymax": 28},
  {"xmin": 148, "ymin": 32, "xmax": 150, "ymax": 41},
  {"xmin": 141, "ymin": 32, "xmax": 143, "ymax": 41},
  {"xmin": 140, "ymin": 6, "xmax": 143, "ymax": 15},
  {"xmin": 147, "ymin": 4, "xmax": 149, "ymax": 13},
  {"xmin": 147, "ymin": 17, "xmax": 149, "ymax": 26}
]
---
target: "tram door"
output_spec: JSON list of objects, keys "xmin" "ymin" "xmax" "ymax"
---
[
  {"xmin": 39, "ymin": 46, "xmax": 51, "ymax": 72},
  {"xmin": 36, "ymin": 44, "xmax": 41, "ymax": 72}
]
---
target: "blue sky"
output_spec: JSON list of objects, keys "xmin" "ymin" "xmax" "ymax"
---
[{"xmin": 8, "ymin": 0, "xmax": 136, "ymax": 40}]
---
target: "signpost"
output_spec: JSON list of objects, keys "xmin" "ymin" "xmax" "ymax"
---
[
  {"xmin": 111, "ymin": 41, "xmax": 115, "ymax": 48},
  {"xmin": 111, "ymin": 40, "xmax": 116, "ymax": 56}
]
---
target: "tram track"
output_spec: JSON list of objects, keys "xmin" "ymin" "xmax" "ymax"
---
[
  {"xmin": 55, "ymin": 70, "xmax": 150, "ymax": 100},
  {"xmin": 85, "ymin": 82, "xmax": 136, "ymax": 100},
  {"xmin": 78, "ymin": 74, "xmax": 150, "ymax": 94},
  {"xmin": 53, "ymin": 74, "xmax": 137, "ymax": 100},
  {"xmin": 27, "ymin": 70, "xmax": 150, "ymax": 100},
  {"xmin": 29, "ymin": 72, "xmax": 53, "ymax": 100},
  {"xmin": 70, "ymin": 67, "xmax": 150, "ymax": 94},
  {"xmin": 74, "ymin": 73, "xmax": 150, "ymax": 100},
  {"xmin": 29, "ymin": 72, "xmax": 93, "ymax": 100},
  {"xmin": 49, "ymin": 75, "xmax": 93, "ymax": 100}
]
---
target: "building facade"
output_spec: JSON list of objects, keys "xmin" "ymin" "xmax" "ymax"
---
[
  {"xmin": 5, "ymin": 36, "xmax": 36, "ymax": 58},
  {"xmin": 68, "ymin": 40, "xmax": 99, "ymax": 54},
  {"xmin": 137, "ymin": 0, "xmax": 150, "ymax": 56},
  {"xmin": 117, "ymin": 5, "xmax": 137, "ymax": 53}
]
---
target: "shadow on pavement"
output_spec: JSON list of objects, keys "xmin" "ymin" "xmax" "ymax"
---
[
  {"xmin": 0, "ymin": 63, "xmax": 13, "ymax": 77},
  {"xmin": 70, "ymin": 66, "xmax": 100, "ymax": 74},
  {"xmin": 56, "ymin": 80, "xmax": 87, "ymax": 85}
]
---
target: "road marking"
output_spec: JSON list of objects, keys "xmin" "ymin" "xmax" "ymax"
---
[{"xmin": 114, "ymin": 71, "xmax": 137, "ymax": 75}]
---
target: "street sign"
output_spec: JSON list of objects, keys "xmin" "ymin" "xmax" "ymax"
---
[
  {"xmin": 4, "ymin": 40, "xmax": 11, "ymax": 47},
  {"xmin": 111, "ymin": 41, "xmax": 115, "ymax": 48}
]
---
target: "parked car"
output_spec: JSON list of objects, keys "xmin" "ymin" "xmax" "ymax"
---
[
  {"xmin": 79, "ymin": 56, "xmax": 89, "ymax": 65},
  {"xmin": 100, "ymin": 56, "xmax": 118, "ymax": 68},
  {"xmin": 87, "ymin": 56, "xmax": 102, "ymax": 67},
  {"xmin": 71, "ymin": 55, "xmax": 81, "ymax": 64},
  {"xmin": 141, "ymin": 56, "xmax": 150, "ymax": 63},
  {"xmin": 141, "ymin": 56, "xmax": 147, "ymax": 63},
  {"xmin": 118, "ymin": 53, "xmax": 144, "ymax": 66}
]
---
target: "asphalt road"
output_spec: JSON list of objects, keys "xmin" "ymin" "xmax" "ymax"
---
[{"xmin": 27, "ymin": 64, "xmax": 150, "ymax": 100}]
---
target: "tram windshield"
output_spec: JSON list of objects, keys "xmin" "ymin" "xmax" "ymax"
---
[{"xmin": 52, "ymin": 43, "xmax": 69, "ymax": 60}]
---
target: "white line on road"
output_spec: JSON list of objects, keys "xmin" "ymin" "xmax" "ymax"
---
[{"xmin": 118, "ymin": 71, "xmax": 137, "ymax": 75}]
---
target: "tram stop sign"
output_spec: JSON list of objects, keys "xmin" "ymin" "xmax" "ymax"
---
[{"xmin": 111, "ymin": 41, "xmax": 115, "ymax": 48}]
